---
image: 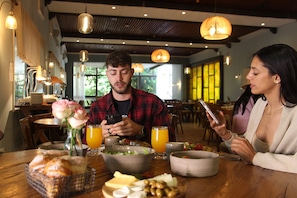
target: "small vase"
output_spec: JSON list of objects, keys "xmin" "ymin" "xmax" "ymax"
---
[{"xmin": 64, "ymin": 129, "xmax": 83, "ymax": 156}]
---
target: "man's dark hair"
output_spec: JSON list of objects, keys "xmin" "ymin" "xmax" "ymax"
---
[{"xmin": 105, "ymin": 50, "xmax": 132, "ymax": 68}]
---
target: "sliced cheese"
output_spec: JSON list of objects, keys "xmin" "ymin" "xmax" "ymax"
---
[{"xmin": 105, "ymin": 171, "xmax": 139, "ymax": 189}]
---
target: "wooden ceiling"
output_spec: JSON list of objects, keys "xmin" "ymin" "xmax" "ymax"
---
[{"xmin": 47, "ymin": 0, "xmax": 297, "ymax": 57}]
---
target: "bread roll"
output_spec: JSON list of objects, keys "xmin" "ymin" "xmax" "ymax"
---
[
  {"xmin": 44, "ymin": 158, "xmax": 73, "ymax": 178},
  {"xmin": 29, "ymin": 149, "xmax": 68, "ymax": 173},
  {"xmin": 60, "ymin": 156, "xmax": 87, "ymax": 174}
]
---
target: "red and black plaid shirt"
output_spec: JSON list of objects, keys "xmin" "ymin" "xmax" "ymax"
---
[{"xmin": 87, "ymin": 88, "xmax": 176, "ymax": 143}]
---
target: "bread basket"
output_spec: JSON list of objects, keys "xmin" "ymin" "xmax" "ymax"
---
[{"xmin": 25, "ymin": 164, "xmax": 96, "ymax": 198}]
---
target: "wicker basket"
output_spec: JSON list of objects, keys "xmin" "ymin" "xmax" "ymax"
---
[{"xmin": 25, "ymin": 164, "xmax": 96, "ymax": 198}]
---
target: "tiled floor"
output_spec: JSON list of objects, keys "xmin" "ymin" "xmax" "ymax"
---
[{"xmin": 175, "ymin": 121, "xmax": 219, "ymax": 152}]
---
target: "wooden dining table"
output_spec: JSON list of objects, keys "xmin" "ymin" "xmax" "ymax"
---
[
  {"xmin": 0, "ymin": 149, "xmax": 296, "ymax": 198},
  {"xmin": 33, "ymin": 118, "xmax": 66, "ymax": 143}
]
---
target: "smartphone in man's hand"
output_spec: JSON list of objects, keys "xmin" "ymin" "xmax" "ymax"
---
[{"xmin": 106, "ymin": 114, "xmax": 122, "ymax": 124}]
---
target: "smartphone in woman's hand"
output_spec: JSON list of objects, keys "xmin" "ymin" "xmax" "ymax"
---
[{"xmin": 199, "ymin": 99, "xmax": 220, "ymax": 124}]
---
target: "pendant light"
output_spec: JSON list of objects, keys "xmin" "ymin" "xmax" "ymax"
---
[
  {"xmin": 184, "ymin": 67, "xmax": 191, "ymax": 74},
  {"xmin": 200, "ymin": 0, "xmax": 232, "ymax": 40},
  {"xmin": 151, "ymin": 49, "xmax": 170, "ymax": 63},
  {"xmin": 0, "ymin": 0, "xmax": 18, "ymax": 30},
  {"xmin": 79, "ymin": 50, "xmax": 89, "ymax": 62},
  {"xmin": 80, "ymin": 63, "xmax": 86, "ymax": 73},
  {"xmin": 5, "ymin": 11, "xmax": 17, "ymax": 29},
  {"xmin": 36, "ymin": 65, "xmax": 46, "ymax": 81},
  {"xmin": 200, "ymin": 16, "xmax": 232, "ymax": 40},
  {"xmin": 132, "ymin": 63, "xmax": 144, "ymax": 73},
  {"xmin": 77, "ymin": 5, "xmax": 93, "ymax": 34}
]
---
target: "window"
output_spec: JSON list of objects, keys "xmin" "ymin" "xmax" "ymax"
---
[
  {"xmin": 76, "ymin": 64, "xmax": 157, "ymax": 100},
  {"xmin": 188, "ymin": 56, "xmax": 223, "ymax": 103}
]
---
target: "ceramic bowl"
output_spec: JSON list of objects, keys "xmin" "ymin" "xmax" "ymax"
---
[
  {"xmin": 170, "ymin": 150, "xmax": 219, "ymax": 177},
  {"xmin": 101, "ymin": 145, "xmax": 155, "ymax": 174}
]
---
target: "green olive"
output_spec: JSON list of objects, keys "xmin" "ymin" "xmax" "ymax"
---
[
  {"xmin": 156, "ymin": 188, "xmax": 164, "ymax": 198},
  {"xmin": 150, "ymin": 187, "xmax": 156, "ymax": 196},
  {"xmin": 156, "ymin": 181, "xmax": 166, "ymax": 189},
  {"xmin": 144, "ymin": 186, "xmax": 151, "ymax": 193},
  {"xmin": 168, "ymin": 190, "xmax": 178, "ymax": 198},
  {"xmin": 164, "ymin": 187, "xmax": 171, "ymax": 195},
  {"xmin": 144, "ymin": 179, "xmax": 149, "ymax": 185}
]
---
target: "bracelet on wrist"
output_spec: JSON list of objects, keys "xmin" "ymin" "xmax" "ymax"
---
[{"xmin": 222, "ymin": 130, "xmax": 233, "ymax": 141}]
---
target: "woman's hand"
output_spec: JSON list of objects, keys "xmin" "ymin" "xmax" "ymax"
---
[
  {"xmin": 206, "ymin": 111, "xmax": 231, "ymax": 140},
  {"xmin": 231, "ymin": 137, "xmax": 256, "ymax": 164}
]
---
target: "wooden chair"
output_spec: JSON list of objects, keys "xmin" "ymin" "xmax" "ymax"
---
[
  {"xmin": 169, "ymin": 113, "xmax": 178, "ymax": 134},
  {"xmin": 19, "ymin": 113, "xmax": 54, "ymax": 149},
  {"xmin": 168, "ymin": 101, "xmax": 184, "ymax": 134},
  {"xmin": 192, "ymin": 101, "xmax": 203, "ymax": 125},
  {"xmin": 200, "ymin": 103, "xmax": 222, "ymax": 151},
  {"xmin": 0, "ymin": 130, "xmax": 4, "ymax": 141}
]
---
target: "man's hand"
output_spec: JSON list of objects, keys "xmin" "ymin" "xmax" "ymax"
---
[{"xmin": 101, "ymin": 117, "xmax": 142, "ymax": 137}]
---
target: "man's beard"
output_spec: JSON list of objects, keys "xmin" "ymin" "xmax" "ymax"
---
[{"xmin": 110, "ymin": 79, "xmax": 132, "ymax": 94}]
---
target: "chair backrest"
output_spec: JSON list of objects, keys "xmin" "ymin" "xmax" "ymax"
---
[
  {"xmin": 19, "ymin": 117, "xmax": 34, "ymax": 149},
  {"xmin": 19, "ymin": 113, "xmax": 54, "ymax": 149},
  {"xmin": 0, "ymin": 130, "xmax": 4, "ymax": 141},
  {"xmin": 169, "ymin": 113, "xmax": 178, "ymax": 133}
]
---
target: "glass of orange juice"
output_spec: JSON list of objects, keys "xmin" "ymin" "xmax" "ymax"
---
[
  {"xmin": 151, "ymin": 126, "xmax": 169, "ymax": 159},
  {"xmin": 86, "ymin": 124, "xmax": 103, "ymax": 151}
]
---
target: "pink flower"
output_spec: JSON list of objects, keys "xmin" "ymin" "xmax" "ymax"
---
[
  {"xmin": 52, "ymin": 99, "xmax": 89, "ymax": 130},
  {"xmin": 68, "ymin": 107, "xmax": 89, "ymax": 129},
  {"xmin": 52, "ymin": 99, "xmax": 72, "ymax": 119}
]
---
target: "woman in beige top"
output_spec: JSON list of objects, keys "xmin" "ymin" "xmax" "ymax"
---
[{"xmin": 208, "ymin": 44, "xmax": 297, "ymax": 173}]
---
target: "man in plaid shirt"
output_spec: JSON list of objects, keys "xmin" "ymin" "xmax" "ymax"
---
[{"xmin": 87, "ymin": 50, "xmax": 176, "ymax": 144}]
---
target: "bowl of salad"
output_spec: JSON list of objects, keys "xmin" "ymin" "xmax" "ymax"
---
[{"xmin": 101, "ymin": 145, "xmax": 155, "ymax": 174}]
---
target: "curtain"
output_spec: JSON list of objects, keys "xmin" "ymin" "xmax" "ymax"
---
[{"xmin": 14, "ymin": 2, "xmax": 45, "ymax": 67}]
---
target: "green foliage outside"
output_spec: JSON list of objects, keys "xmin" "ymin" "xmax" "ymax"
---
[{"xmin": 84, "ymin": 67, "xmax": 156, "ymax": 97}]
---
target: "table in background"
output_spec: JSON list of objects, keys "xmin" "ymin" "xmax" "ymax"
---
[
  {"xmin": 34, "ymin": 118, "xmax": 66, "ymax": 143},
  {"xmin": 1, "ymin": 149, "xmax": 297, "ymax": 197},
  {"xmin": 15, "ymin": 104, "xmax": 52, "ymax": 117}
]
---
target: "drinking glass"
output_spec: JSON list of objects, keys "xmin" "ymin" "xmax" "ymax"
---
[
  {"xmin": 86, "ymin": 124, "xmax": 103, "ymax": 155},
  {"xmin": 151, "ymin": 126, "xmax": 169, "ymax": 159}
]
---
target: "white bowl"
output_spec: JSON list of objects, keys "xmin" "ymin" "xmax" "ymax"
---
[
  {"xmin": 101, "ymin": 145, "xmax": 155, "ymax": 174},
  {"xmin": 170, "ymin": 150, "xmax": 219, "ymax": 177}
]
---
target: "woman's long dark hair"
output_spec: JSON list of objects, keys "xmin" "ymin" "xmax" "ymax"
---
[
  {"xmin": 253, "ymin": 44, "xmax": 297, "ymax": 106},
  {"xmin": 233, "ymin": 86, "xmax": 261, "ymax": 115}
]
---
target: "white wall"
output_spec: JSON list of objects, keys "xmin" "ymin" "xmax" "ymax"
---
[
  {"xmin": 0, "ymin": 0, "xmax": 17, "ymax": 150},
  {"xmin": 189, "ymin": 21, "xmax": 297, "ymax": 102},
  {"xmin": 0, "ymin": 0, "xmax": 64, "ymax": 151}
]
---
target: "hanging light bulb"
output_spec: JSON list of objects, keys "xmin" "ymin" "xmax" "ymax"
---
[
  {"xmin": 36, "ymin": 65, "xmax": 46, "ymax": 81},
  {"xmin": 225, "ymin": 55, "xmax": 231, "ymax": 66},
  {"xmin": 132, "ymin": 63, "xmax": 144, "ymax": 73},
  {"xmin": 49, "ymin": 61, "xmax": 54, "ymax": 68},
  {"xmin": 0, "ymin": 1, "xmax": 18, "ymax": 30},
  {"xmin": 184, "ymin": 67, "xmax": 191, "ymax": 74},
  {"xmin": 79, "ymin": 50, "xmax": 89, "ymax": 62},
  {"xmin": 80, "ymin": 63, "xmax": 86, "ymax": 73},
  {"xmin": 151, "ymin": 49, "xmax": 170, "ymax": 63},
  {"xmin": 77, "ymin": 5, "xmax": 93, "ymax": 34},
  {"xmin": 200, "ymin": 16, "xmax": 232, "ymax": 40},
  {"xmin": 5, "ymin": 11, "xmax": 17, "ymax": 29}
]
